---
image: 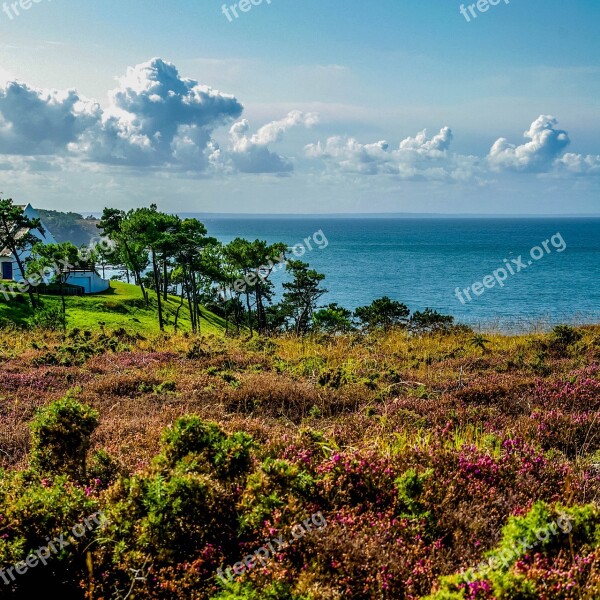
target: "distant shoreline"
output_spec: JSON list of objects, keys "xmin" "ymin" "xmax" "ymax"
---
[{"xmin": 82, "ymin": 212, "xmax": 600, "ymax": 220}]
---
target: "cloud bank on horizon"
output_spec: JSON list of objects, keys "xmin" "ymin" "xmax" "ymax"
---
[{"xmin": 0, "ymin": 57, "xmax": 598, "ymax": 187}]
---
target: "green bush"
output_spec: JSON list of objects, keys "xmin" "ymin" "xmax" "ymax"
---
[
  {"xmin": 240, "ymin": 457, "xmax": 317, "ymax": 532},
  {"xmin": 211, "ymin": 581, "xmax": 311, "ymax": 600},
  {"xmin": 0, "ymin": 471, "xmax": 100, "ymax": 596},
  {"xmin": 27, "ymin": 306, "xmax": 66, "ymax": 331},
  {"xmin": 88, "ymin": 418, "xmax": 255, "ymax": 597},
  {"xmin": 394, "ymin": 468, "xmax": 432, "ymax": 519},
  {"xmin": 29, "ymin": 392, "xmax": 99, "ymax": 481},
  {"xmin": 87, "ymin": 449, "xmax": 122, "ymax": 488},
  {"xmin": 549, "ymin": 324, "xmax": 583, "ymax": 354},
  {"xmin": 158, "ymin": 416, "xmax": 255, "ymax": 480}
]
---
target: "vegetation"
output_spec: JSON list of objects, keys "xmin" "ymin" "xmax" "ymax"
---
[
  {"xmin": 0, "ymin": 323, "xmax": 599, "ymax": 598},
  {"xmin": 35, "ymin": 209, "xmax": 100, "ymax": 246}
]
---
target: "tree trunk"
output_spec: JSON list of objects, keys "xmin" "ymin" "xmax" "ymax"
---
[
  {"xmin": 59, "ymin": 278, "xmax": 66, "ymax": 329},
  {"xmin": 163, "ymin": 259, "xmax": 168, "ymax": 302},
  {"xmin": 190, "ymin": 271, "xmax": 201, "ymax": 336},
  {"xmin": 184, "ymin": 267, "xmax": 196, "ymax": 334},
  {"xmin": 151, "ymin": 249, "xmax": 164, "ymax": 331},
  {"xmin": 245, "ymin": 291, "xmax": 253, "ymax": 338},
  {"xmin": 122, "ymin": 239, "xmax": 148, "ymax": 306},
  {"xmin": 10, "ymin": 244, "xmax": 37, "ymax": 310},
  {"xmin": 174, "ymin": 288, "xmax": 185, "ymax": 332}
]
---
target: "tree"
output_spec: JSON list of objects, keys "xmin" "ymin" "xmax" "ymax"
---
[
  {"xmin": 27, "ymin": 241, "xmax": 81, "ymax": 321},
  {"xmin": 171, "ymin": 218, "xmax": 215, "ymax": 335},
  {"xmin": 354, "ymin": 296, "xmax": 410, "ymax": 331},
  {"xmin": 126, "ymin": 206, "xmax": 181, "ymax": 332},
  {"xmin": 409, "ymin": 308, "xmax": 454, "ymax": 334},
  {"xmin": 223, "ymin": 239, "xmax": 287, "ymax": 337},
  {"xmin": 98, "ymin": 208, "xmax": 150, "ymax": 305},
  {"xmin": 83, "ymin": 238, "xmax": 115, "ymax": 279},
  {"xmin": 280, "ymin": 260, "xmax": 327, "ymax": 336},
  {"xmin": 0, "ymin": 198, "xmax": 45, "ymax": 309},
  {"xmin": 313, "ymin": 303, "xmax": 355, "ymax": 334}
]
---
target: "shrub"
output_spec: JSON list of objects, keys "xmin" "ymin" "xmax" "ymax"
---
[
  {"xmin": 211, "ymin": 581, "xmax": 311, "ymax": 599},
  {"xmin": 87, "ymin": 419, "xmax": 256, "ymax": 599},
  {"xmin": 395, "ymin": 468, "xmax": 432, "ymax": 519},
  {"xmin": 158, "ymin": 416, "xmax": 254, "ymax": 480},
  {"xmin": 27, "ymin": 306, "xmax": 66, "ymax": 331},
  {"xmin": 87, "ymin": 449, "xmax": 122, "ymax": 488},
  {"xmin": 549, "ymin": 325, "xmax": 583, "ymax": 355},
  {"xmin": 0, "ymin": 472, "xmax": 100, "ymax": 597},
  {"xmin": 29, "ymin": 392, "xmax": 99, "ymax": 481}
]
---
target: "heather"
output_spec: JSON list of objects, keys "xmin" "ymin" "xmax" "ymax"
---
[{"xmin": 0, "ymin": 324, "xmax": 600, "ymax": 598}]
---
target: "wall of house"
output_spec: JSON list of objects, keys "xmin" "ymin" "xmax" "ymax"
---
[{"xmin": 65, "ymin": 271, "xmax": 110, "ymax": 294}]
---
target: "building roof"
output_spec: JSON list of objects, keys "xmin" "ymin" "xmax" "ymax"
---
[
  {"xmin": 0, "ymin": 227, "xmax": 31, "ymax": 257},
  {"xmin": 0, "ymin": 204, "xmax": 50, "ymax": 257}
]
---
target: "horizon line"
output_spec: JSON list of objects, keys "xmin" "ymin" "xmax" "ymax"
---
[{"xmin": 76, "ymin": 210, "xmax": 600, "ymax": 219}]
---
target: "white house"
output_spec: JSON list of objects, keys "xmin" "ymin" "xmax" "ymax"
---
[
  {"xmin": 63, "ymin": 269, "xmax": 111, "ymax": 294},
  {"xmin": 0, "ymin": 203, "xmax": 110, "ymax": 294}
]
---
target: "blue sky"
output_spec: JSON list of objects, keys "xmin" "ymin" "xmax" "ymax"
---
[{"xmin": 0, "ymin": 0, "xmax": 598, "ymax": 214}]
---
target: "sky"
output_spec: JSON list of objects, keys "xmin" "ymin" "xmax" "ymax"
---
[{"xmin": 0, "ymin": 0, "xmax": 598, "ymax": 214}]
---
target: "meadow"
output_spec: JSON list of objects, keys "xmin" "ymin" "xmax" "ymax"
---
[{"xmin": 0, "ymin": 303, "xmax": 599, "ymax": 598}]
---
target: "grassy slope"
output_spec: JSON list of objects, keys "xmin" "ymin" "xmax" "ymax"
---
[{"xmin": 0, "ymin": 281, "xmax": 227, "ymax": 336}]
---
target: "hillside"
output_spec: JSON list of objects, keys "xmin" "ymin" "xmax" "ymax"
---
[
  {"xmin": 35, "ymin": 209, "xmax": 100, "ymax": 246},
  {"xmin": 0, "ymin": 281, "xmax": 227, "ymax": 336},
  {"xmin": 0, "ymin": 324, "xmax": 599, "ymax": 598}
]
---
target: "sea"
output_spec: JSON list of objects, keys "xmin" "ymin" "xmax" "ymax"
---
[{"xmin": 188, "ymin": 216, "xmax": 600, "ymax": 332}]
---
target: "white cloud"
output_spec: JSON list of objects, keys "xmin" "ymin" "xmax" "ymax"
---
[
  {"xmin": 0, "ymin": 59, "xmax": 318, "ymax": 175},
  {"xmin": 305, "ymin": 127, "xmax": 462, "ymax": 180},
  {"xmin": 398, "ymin": 126, "xmax": 453, "ymax": 156},
  {"xmin": 75, "ymin": 57, "xmax": 244, "ymax": 169},
  {"xmin": 305, "ymin": 136, "xmax": 390, "ymax": 174},
  {"xmin": 488, "ymin": 115, "xmax": 570, "ymax": 172},
  {"xmin": 228, "ymin": 110, "xmax": 318, "ymax": 173},
  {"xmin": 0, "ymin": 81, "xmax": 99, "ymax": 155},
  {"xmin": 555, "ymin": 152, "xmax": 600, "ymax": 175}
]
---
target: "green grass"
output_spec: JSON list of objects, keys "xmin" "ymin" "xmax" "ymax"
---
[{"xmin": 0, "ymin": 281, "xmax": 227, "ymax": 336}]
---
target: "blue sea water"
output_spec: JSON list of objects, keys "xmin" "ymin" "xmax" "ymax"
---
[{"xmin": 192, "ymin": 217, "xmax": 600, "ymax": 330}]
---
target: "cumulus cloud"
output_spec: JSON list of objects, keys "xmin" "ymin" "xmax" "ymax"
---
[
  {"xmin": 1, "ymin": 66, "xmax": 598, "ymax": 186},
  {"xmin": 228, "ymin": 110, "xmax": 318, "ymax": 173},
  {"xmin": 488, "ymin": 115, "xmax": 571, "ymax": 172},
  {"xmin": 305, "ymin": 127, "xmax": 460, "ymax": 179},
  {"xmin": 305, "ymin": 137, "xmax": 390, "ymax": 175},
  {"xmin": 76, "ymin": 58, "xmax": 244, "ymax": 169},
  {"xmin": 398, "ymin": 126, "xmax": 453, "ymax": 156},
  {"xmin": 555, "ymin": 152, "xmax": 600, "ymax": 175},
  {"xmin": 0, "ymin": 82, "xmax": 99, "ymax": 155}
]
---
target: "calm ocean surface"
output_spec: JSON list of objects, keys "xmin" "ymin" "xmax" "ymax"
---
[{"xmin": 186, "ymin": 217, "xmax": 600, "ymax": 330}]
